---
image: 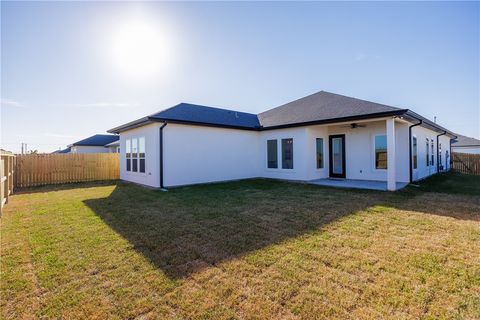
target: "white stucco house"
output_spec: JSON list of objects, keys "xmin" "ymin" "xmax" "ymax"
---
[
  {"xmin": 451, "ymin": 134, "xmax": 480, "ymax": 154},
  {"xmin": 108, "ymin": 91, "xmax": 456, "ymax": 191},
  {"xmin": 69, "ymin": 134, "xmax": 119, "ymax": 154}
]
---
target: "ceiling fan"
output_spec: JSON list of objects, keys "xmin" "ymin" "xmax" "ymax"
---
[{"xmin": 340, "ymin": 123, "xmax": 367, "ymax": 129}]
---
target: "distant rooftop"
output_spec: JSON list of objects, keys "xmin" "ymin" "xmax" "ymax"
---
[
  {"xmin": 71, "ymin": 134, "xmax": 119, "ymax": 147},
  {"xmin": 452, "ymin": 134, "xmax": 480, "ymax": 147}
]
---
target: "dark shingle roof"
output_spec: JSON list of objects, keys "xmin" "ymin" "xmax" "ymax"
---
[
  {"xmin": 72, "ymin": 134, "xmax": 119, "ymax": 147},
  {"xmin": 52, "ymin": 147, "xmax": 71, "ymax": 154},
  {"xmin": 258, "ymin": 91, "xmax": 405, "ymax": 128},
  {"xmin": 108, "ymin": 90, "xmax": 456, "ymax": 136},
  {"xmin": 452, "ymin": 134, "xmax": 480, "ymax": 147},
  {"xmin": 149, "ymin": 103, "xmax": 260, "ymax": 129}
]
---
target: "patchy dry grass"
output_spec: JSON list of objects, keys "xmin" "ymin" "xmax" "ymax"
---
[{"xmin": 1, "ymin": 175, "xmax": 479, "ymax": 319}]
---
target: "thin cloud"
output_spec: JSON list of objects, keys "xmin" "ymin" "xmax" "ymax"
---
[
  {"xmin": 44, "ymin": 133, "xmax": 81, "ymax": 139},
  {"xmin": 354, "ymin": 53, "xmax": 381, "ymax": 61},
  {"xmin": 68, "ymin": 102, "xmax": 139, "ymax": 108},
  {"xmin": 1, "ymin": 98, "xmax": 23, "ymax": 108}
]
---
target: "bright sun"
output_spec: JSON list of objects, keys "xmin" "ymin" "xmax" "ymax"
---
[{"xmin": 111, "ymin": 19, "xmax": 169, "ymax": 78}]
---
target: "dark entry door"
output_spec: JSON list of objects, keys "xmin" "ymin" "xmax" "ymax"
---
[{"xmin": 329, "ymin": 134, "xmax": 346, "ymax": 178}]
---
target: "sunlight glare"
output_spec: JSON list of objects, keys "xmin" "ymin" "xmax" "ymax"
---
[{"xmin": 111, "ymin": 19, "xmax": 170, "ymax": 78}]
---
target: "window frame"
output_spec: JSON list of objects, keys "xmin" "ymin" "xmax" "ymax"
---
[
  {"xmin": 426, "ymin": 138, "xmax": 430, "ymax": 167},
  {"xmin": 316, "ymin": 138, "xmax": 324, "ymax": 169},
  {"xmin": 125, "ymin": 136, "xmax": 146, "ymax": 175},
  {"xmin": 438, "ymin": 143, "xmax": 442, "ymax": 169},
  {"xmin": 412, "ymin": 136, "xmax": 418, "ymax": 169},
  {"xmin": 373, "ymin": 134, "xmax": 388, "ymax": 170},
  {"xmin": 281, "ymin": 138, "xmax": 294, "ymax": 169},
  {"xmin": 266, "ymin": 139, "xmax": 278, "ymax": 169},
  {"xmin": 430, "ymin": 139, "xmax": 434, "ymax": 166}
]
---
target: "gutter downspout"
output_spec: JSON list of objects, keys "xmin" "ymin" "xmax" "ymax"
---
[
  {"xmin": 409, "ymin": 119, "xmax": 422, "ymax": 183},
  {"xmin": 159, "ymin": 122, "xmax": 168, "ymax": 191},
  {"xmin": 436, "ymin": 131, "xmax": 447, "ymax": 173}
]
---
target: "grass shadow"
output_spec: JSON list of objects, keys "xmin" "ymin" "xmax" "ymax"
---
[
  {"xmin": 84, "ymin": 179, "xmax": 385, "ymax": 279},
  {"xmin": 14, "ymin": 180, "xmax": 119, "ymax": 195},
  {"xmin": 83, "ymin": 174, "xmax": 480, "ymax": 279}
]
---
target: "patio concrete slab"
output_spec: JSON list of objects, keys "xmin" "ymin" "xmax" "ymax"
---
[{"xmin": 308, "ymin": 179, "xmax": 409, "ymax": 191}]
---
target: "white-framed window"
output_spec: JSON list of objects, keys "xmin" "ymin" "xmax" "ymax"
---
[
  {"xmin": 426, "ymin": 138, "xmax": 430, "ymax": 166},
  {"xmin": 374, "ymin": 135, "xmax": 387, "ymax": 169},
  {"xmin": 282, "ymin": 138, "xmax": 294, "ymax": 169},
  {"xmin": 316, "ymin": 138, "xmax": 324, "ymax": 169},
  {"xmin": 125, "ymin": 137, "xmax": 146, "ymax": 173},
  {"xmin": 431, "ymin": 139, "xmax": 434, "ymax": 166},
  {"xmin": 267, "ymin": 140, "xmax": 278, "ymax": 169},
  {"xmin": 439, "ymin": 143, "xmax": 442, "ymax": 168},
  {"xmin": 412, "ymin": 136, "xmax": 418, "ymax": 169},
  {"xmin": 126, "ymin": 139, "xmax": 131, "ymax": 171}
]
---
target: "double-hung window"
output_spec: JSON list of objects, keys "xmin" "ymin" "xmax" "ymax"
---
[
  {"xmin": 430, "ymin": 139, "xmax": 434, "ymax": 166},
  {"xmin": 126, "ymin": 137, "xmax": 146, "ymax": 173},
  {"xmin": 316, "ymin": 138, "xmax": 324, "ymax": 169},
  {"xmin": 126, "ymin": 140, "xmax": 131, "ymax": 171},
  {"xmin": 412, "ymin": 136, "xmax": 418, "ymax": 169},
  {"xmin": 267, "ymin": 140, "xmax": 278, "ymax": 169},
  {"xmin": 439, "ymin": 143, "xmax": 442, "ymax": 169},
  {"xmin": 282, "ymin": 138, "xmax": 294, "ymax": 169},
  {"xmin": 375, "ymin": 135, "xmax": 387, "ymax": 169},
  {"xmin": 426, "ymin": 139, "xmax": 430, "ymax": 166}
]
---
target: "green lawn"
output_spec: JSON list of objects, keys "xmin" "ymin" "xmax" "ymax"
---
[{"xmin": 1, "ymin": 174, "xmax": 479, "ymax": 319}]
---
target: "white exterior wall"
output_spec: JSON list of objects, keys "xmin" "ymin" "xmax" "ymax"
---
[
  {"xmin": 452, "ymin": 146, "xmax": 480, "ymax": 154},
  {"xmin": 120, "ymin": 123, "xmax": 161, "ymax": 188},
  {"xmin": 411, "ymin": 126, "xmax": 452, "ymax": 181},
  {"xmin": 258, "ymin": 127, "xmax": 310, "ymax": 181},
  {"xmin": 71, "ymin": 145, "xmax": 110, "ymax": 154},
  {"xmin": 439, "ymin": 135, "xmax": 452, "ymax": 171},
  {"xmin": 163, "ymin": 124, "xmax": 261, "ymax": 187},
  {"xmin": 118, "ymin": 119, "xmax": 452, "ymax": 188},
  {"xmin": 326, "ymin": 120, "xmax": 410, "ymax": 183}
]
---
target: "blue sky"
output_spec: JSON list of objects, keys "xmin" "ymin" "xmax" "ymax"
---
[{"xmin": 1, "ymin": 1, "xmax": 479, "ymax": 153}]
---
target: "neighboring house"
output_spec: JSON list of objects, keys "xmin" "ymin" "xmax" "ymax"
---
[
  {"xmin": 104, "ymin": 140, "xmax": 120, "ymax": 153},
  {"xmin": 451, "ymin": 134, "xmax": 480, "ymax": 154},
  {"xmin": 51, "ymin": 147, "xmax": 71, "ymax": 154},
  {"xmin": 108, "ymin": 91, "xmax": 456, "ymax": 191},
  {"xmin": 69, "ymin": 134, "xmax": 119, "ymax": 154}
]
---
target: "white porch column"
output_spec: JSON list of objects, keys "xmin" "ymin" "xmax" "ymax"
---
[{"xmin": 386, "ymin": 118, "xmax": 396, "ymax": 191}]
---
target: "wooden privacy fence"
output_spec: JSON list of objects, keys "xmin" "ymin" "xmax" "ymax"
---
[
  {"xmin": 15, "ymin": 153, "xmax": 120, "ymax": 188},
  {"xmin": 452, "ymin": 152, "xmax": 480, "ymax": 175},
  {"xmin": 1, "ymin": 151, "xmax": 15, "ymax": 211}
]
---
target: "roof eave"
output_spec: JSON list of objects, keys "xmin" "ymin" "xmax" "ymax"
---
[
  {"xmin": 260, "ymin": 109, "xmax": 408, "ymax": 130},
  {"xmin": 107, "ymin": 116, "xmax": 155, "ymax": 134},
  {"xmin": 404, "ymin": 110, "xmax": 457, "ymax": 138},
  {"xmin": 149, "ymin": 117, "xmax": 261, "ymax": 131}
]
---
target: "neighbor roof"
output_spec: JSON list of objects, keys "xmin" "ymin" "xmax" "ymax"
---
[
  {"xmin": 104, "ymin": 140, "xmax": 120, "ymax": 147},
  {"xmin": 71, "ymin": 134, "xmax": 119, "ymax": 147},
  {"xmin": 452, "ymin": 134, "xmax": 480, "ymax": 147},
  {"xmin": 107, "ymin": 91, "xmax": 455, "ymax": 137},
  {"xmin": 52, "ymin": 147, "xmax": 71, "ymax": 154}
]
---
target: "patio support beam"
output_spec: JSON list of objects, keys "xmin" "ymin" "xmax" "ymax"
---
[{"xmin": 386, "ymin": 118, "xmax": 396, "ymax": 191}]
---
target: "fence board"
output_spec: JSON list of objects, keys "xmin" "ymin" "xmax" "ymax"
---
[
  {"xmin": 452, "ymin": 152, "xmax": 480, "ymax": 175},
  {"xmin": 14, "ymin": 153, "xmax": 120, "ymax": 188},
  {"xmin": 1, "ymin": 152, "xmax": 15, "ymax": 212}
]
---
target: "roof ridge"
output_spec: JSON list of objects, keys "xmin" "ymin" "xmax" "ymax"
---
[{"xmin": 259, "ymin": 90, "xmax": 325, "ymax": 115}]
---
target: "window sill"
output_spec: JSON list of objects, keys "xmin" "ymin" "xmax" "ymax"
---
[{"xmin": 125, "ymin": 171, "xmax": 147, "ymax": 177}]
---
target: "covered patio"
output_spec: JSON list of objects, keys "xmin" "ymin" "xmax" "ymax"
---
[{"xmin": 308, "ymin": 178, "xmax": 409, "ymax": 191}]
